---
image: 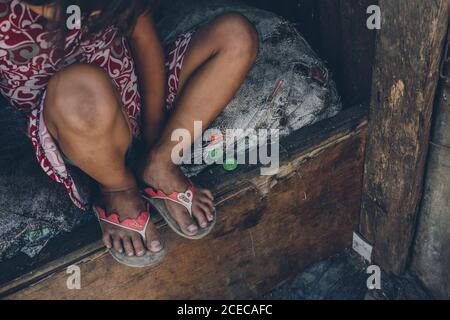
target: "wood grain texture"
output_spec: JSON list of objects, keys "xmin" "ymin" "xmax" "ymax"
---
[
  {"xmin": 0, "ymin": 105, "xmax": 367, "ymax": 291},
  {"xmin": 4, "ymin": 119, "xmax": 367, "ymax": 300},
  {"xmin": 327, "ymin": 0, "xmax": 377, "ymax": 106},
  {"xmin": 360, "ymin": 0, "xmax": 450, "ymax": 274}
]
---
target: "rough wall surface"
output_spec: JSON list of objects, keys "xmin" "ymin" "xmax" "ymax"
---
[
  {"xmin": 0, "ymin": 0, "xmax": 341, "ymax": 261},
  {"xmin": 411, "ymin": 75, "xmax": 450, "ymax": 299}
]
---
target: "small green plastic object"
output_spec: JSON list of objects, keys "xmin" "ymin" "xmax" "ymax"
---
[
  {"xmin": 25, "ymin": 227, "xmax": 51, "ymax": 242},
  {"xmin": 223, "ymin": 158, "xmax": 238, "ymax": 171},
  {"xmin": 208, "ymin": 147, "xmax": 223, "ymax": 161}
]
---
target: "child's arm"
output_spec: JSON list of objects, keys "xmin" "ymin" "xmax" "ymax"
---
[{"xmin": 130, "ymin": 12, "xmax": 166, "ymax": 147}]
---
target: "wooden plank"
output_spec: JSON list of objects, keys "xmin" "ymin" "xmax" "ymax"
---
[
  {"xmin": 0, "ymin": 105, "xmax": 367, "ymax": 296},
  {"xmin": 316, "ymin": 0, "xmax": 377, "ymax": 106},
  {"xmin": 335, "ymin": 0, "xmax": 377, "ymax": 106},
  {"xmin": 0, "ymin": 105, "xmax": 367, "ymax": 290},
  {"xmin": 3, "ymin": 117, "xmax": 367, "ymax": 300},
  {"xmin": 360, "ymin": 0, "xmax": 450, "ymax": 274}
]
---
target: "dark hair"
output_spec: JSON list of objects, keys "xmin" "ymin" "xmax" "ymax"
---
[{"xmin": 20, "ymin": 0, "xmax": 158, "ymax": 46}]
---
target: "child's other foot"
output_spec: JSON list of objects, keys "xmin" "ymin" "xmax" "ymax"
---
[{"xmin": 138, "ymin": 150, "xmax": 215, "ymax": 236}]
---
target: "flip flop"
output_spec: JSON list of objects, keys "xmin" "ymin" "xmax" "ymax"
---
[
  {"xmin": 94, "ymin": 206, "xmax": 167, "ymax": 268},
  {"xmin": 142, "ymin": 180, "xmax": 216, "ymax": 240}
]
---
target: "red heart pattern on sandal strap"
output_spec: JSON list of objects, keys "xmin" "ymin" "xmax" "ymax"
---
[
  {"xmin": 144, "ymin": 181, "xmax": 196, "ymax": 217},
  {"xmin": 96, "ymin": 207, "xmax": 150, "ymax": 238}
]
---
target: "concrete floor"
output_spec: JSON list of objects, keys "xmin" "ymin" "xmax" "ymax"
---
[{"xmin": 263, "ymin": 249, "xmax": 432, "ymax": 300}]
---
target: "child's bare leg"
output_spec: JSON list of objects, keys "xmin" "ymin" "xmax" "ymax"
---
[
  {"xmin": 140, "ymin": 13, "xmax": 259, "ymax": 235},
  {"xmin": 44, "ymin": 64, "xmax": 162, "ymax": 256}
]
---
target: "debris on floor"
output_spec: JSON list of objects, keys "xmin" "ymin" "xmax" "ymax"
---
[{"xmin": 263, "ymin": 249, "xmax": 432, "ymax": 300}]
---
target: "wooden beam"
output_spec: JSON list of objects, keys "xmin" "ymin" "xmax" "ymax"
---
[{"xmin": 360, "ymin": 0, "xmax": 450, "ymax": 274}]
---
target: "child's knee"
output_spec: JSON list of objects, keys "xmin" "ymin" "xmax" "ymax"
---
[
  {"xmin": 45, "ymin": 64, "xmax": 120, "ymax": 133},
  {"xmin": 214, "ymin": 12, "xmax": 259, "ymax": 61}
]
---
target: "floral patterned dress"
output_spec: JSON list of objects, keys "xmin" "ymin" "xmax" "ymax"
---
[{"xmin": 0, "ymin": 0, "xmax": 194, "ymax": 209}]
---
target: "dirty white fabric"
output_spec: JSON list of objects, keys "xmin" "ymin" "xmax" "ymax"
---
[{"xmin": 157, "ymin": 0, "xmax": 342, "ymax": 176}]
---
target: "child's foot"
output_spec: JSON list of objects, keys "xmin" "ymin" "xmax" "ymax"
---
[
  {"xmin": 97, "ymin": 187, "xmax": 163, "ymax": 257},
  {"xmin": 138, "ymin": 149, "xmax": 215, "ymax": 237}
]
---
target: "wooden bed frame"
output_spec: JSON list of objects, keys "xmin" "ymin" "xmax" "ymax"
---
[{"xmin": 0, "ymin": 104, "xmax": 368, "ymax": 299}]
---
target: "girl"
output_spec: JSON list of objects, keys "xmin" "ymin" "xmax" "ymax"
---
[{"xmin": 0, "ymin": 0, "xmax": 258, "ymax": 266}]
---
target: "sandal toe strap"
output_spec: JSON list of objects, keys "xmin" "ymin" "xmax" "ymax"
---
[
  {"xmin": 144, "ymin": 181, "xmax": 196, "ymax": 217},
  {"xmin": 96, "ymin": 207, "xmax": 150, "ymax": 241}
]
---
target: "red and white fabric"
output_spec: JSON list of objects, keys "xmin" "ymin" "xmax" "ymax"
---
[{"xmin": 0, "ymin": 0, "xmax": 194, "ymax": 209}]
